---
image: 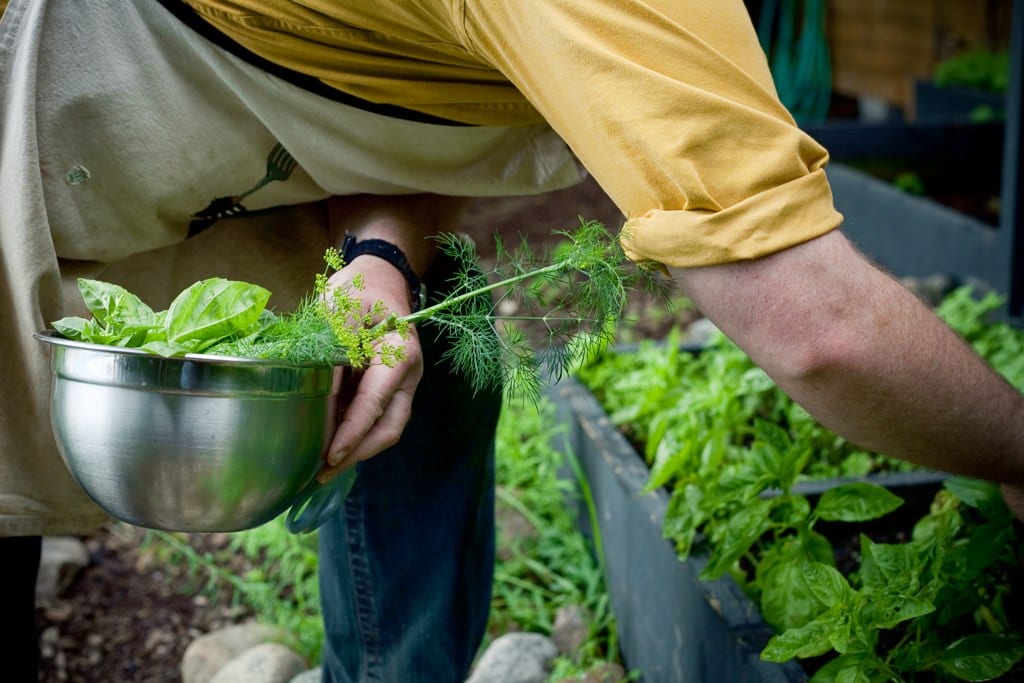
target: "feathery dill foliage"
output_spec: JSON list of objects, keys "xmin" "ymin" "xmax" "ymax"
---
[
  {"xmin": 214, "ymin": 247, "xmax": 409, "ymax": 368},
  {"xmin": 412, "ymin": 218, "xmax": 672, "ymax": 401},
  {"xmin": 314, "ymin": 247, "xmax": 410, "ymax": 369},
  {"xmin": 214, "ymin": 302, "xmax": 344, "ymax": 365},
  {"xmin": 221, "ymin": 219, "xmax": 670, "ymax": 403}
]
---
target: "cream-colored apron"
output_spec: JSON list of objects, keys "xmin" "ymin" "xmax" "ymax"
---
[{"xmin": 0, "ymin": 0, "xmax": 583, "ymax": 535}]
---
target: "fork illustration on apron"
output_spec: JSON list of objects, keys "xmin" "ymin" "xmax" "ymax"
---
[{"xmin": 189, "ymin": 142, "xmax": 298, "ymax": 237}]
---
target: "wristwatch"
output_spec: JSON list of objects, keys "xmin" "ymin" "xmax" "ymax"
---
[{"xmin": 340, "ymin": 234, "xmax": 427, "ymax": 313}]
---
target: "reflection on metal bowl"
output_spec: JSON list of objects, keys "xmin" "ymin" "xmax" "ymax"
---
[{"xmin": 35, "ymin": 331, "xmax": 343, "ymax": 532}]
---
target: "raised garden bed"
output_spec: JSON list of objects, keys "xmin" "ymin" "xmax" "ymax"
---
[
  {"xmin": 799, "ymin": 119, "xmax": 1009, "ymax": 290},
  {"xmin": 913, "ymin": 81, "xmax": 1007, "ymax": 124},
  {"xmin": 548, "ymin": 376, "xmax": 946, "ymax": 683},
  {"xmin": 552, "ymin": 376, "xmax": 950, "ymax": 679},
  {"xmin": 806, "ymin": 119, "xmax": 1005, "ymax": 227},
  {"xmin": 547, "ymin": 290, "xmax": 1024, "ymax": 682}
]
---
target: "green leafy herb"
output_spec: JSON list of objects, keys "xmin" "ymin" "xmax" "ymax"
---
[
  {"xmin": 53, "ymin": 218, "xmax": 668, "ymax": 402},
  {"xmin": 53, "ymin": 279, "xmax": 159, "ymax": 347},
  {"xmin": 164, "ymin": 278, "xmax": 271, "ymax": 347},
  {"xmin": 932, "ymin": 49, "xmax": 1010, "ymax": 94},
  {"xmin": 577, "ymin": 286, "xmax": 1024, "ymax": 681}
]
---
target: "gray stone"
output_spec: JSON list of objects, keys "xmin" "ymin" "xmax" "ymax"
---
[
  {"xmin": 563, "ymin": 662, "xmax": 628, "ymax": 683},
  {"xmin": 466, "ymin": 632, "xmax": 557, "ymax": 683},
  {"xmin": 496, "ymin": 490, "xmax": 538, "ymax": 562},
  {"xmin": 551, "ymin": 605, "xmax": 589, "ymax": 656},
  {"xmin": 181, "ymin": 621, "xmax": 293, "ymax": 683},
  {"xmin": 35, "ymin": 536, "xmax": 90, "ymax": 603},
  {"xmin": 686, "ymin": 317, "xmax": 720, "ymax": 346},
  {"xmin": 900, "ymin": 274, "xmax": 955, "ymax": 308},
  {"xmin": 209, "ymin": 643, "xmax": 308, "ymax": 683},
  {"xmin": 289, "ymin": 667, "xmax": 322, "ymax": 683}
]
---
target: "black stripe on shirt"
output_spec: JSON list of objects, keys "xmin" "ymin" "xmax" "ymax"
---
[{"xmin": 151, "ymin": 0, "xmax": 474, "ymax": 127}]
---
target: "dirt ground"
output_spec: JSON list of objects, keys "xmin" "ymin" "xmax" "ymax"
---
[
  {"xmin": 35, "ymin": 177, "xmax": 688, "ymax": 683},
  {"xmin": 37, "ymin": 526, "xmax": 252, "ymax": 683}
]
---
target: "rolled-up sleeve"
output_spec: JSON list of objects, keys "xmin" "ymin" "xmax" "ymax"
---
[{"xmin": 459, "ymin": 0, "xmax": 843, "ymax": 267}]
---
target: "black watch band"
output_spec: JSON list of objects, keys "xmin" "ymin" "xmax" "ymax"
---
[{"xmin": 340, "ymin": 234, "xmax": 427, "ymax": 313}]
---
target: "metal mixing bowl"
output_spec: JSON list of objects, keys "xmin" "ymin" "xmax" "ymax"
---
[{"xmin": 35, "ymin": 331, "xmax": 345, "ymax": 532}]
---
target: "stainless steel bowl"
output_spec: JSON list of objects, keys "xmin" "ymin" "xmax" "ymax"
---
[{"xmin": 35, "ymin": 331, "xmax": 345, "ymax": 532}]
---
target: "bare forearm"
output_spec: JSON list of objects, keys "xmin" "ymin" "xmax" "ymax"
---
[{"xmin": 675, "ymin": 229, "xmax": 1024, "ymax": 486}]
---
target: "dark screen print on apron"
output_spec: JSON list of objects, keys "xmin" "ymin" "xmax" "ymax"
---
[{"xmin": 188, "ymin": 142, "xmax": 298, "ymax": 237}]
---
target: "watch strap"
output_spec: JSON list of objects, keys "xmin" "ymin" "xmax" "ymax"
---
[{"xmin": 340, "ymin": 234, "xmax": 427, "ymax": 312}]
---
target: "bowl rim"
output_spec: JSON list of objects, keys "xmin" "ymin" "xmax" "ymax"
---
[{"xmin": 34, "ymin": 329, "xmax": 338, "ymax": 370}]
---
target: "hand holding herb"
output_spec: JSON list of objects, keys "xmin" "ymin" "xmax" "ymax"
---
[{"xmin": 317, "ymin": 245, "xmax": 425, "ymax": 478}]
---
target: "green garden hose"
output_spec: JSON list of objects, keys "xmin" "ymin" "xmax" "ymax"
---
[{"xmin": 757, "ymin": 0, "xmax": 832, "ymax": 123}]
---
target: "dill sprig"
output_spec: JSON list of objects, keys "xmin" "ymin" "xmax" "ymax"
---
[
  {"xmin": 398, "ymin": 218, "xmax": 672, "ymax": 401},
  {"xmin": 221, "ymin": 218, "xmax": 671, "ymax": 403}
]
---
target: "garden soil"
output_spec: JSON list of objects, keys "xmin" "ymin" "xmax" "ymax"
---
[{"xmin": 35, "ymin": 177, "xmax": 684, "ymax": 683}]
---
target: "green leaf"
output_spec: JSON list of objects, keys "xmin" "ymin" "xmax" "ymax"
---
[
  {"xmin": 810, "ymin": 653, "xmax": 879, "ymax": 683},
  {"xmin": 838, "ymin": 451, "xmax": 875, "ymax": 478},
  {"xmin": 760, "ymin": 558, "xmax": 824, "ymax": 631},
  {"xmin": 662, "ymin": 483, "xmax": 704, "ymax": 559},
  {"xmin": 911, "ymin": 504, "xmax": 962, "ymax": 545},
  {"xmin": 815, "ymin": 483, "xmax": 903, "ymax": 522},
  {"xmin": 944, "ymin": 477, "xmax": 999, "ymax": 509},
  {"xmin": 963, "ymin": 520, "xmax": 1015, "ymax": 576},
  {"xmin": 945, "ymin": 476, "xmax": 1014, "ymax": 523},
  {"xmin": 859, "ymin": 534, "xmax": 918, "ymax": 590},
  {"xmin": 761, "ymin": 612, "xmax": 839, "ymax": 661},
  {"xmin": 827, "ymin": 615, "xmax": 854, "ymax": 654},
  {"xmin": 57, "ymin": 317, "xmax": 130, "ymax": 345},
  {"xmin": 803, "ymin": 529, "xmax": 835, "ymax": 564},
  {"xmin": 700, "ymin": 498, "xmax": 773, "ymax": 579},
  {"xmin": 772, "ymin": 494, "xmax": 812, "ymax": 527},
  {"xmin": 140, "ymin": 339, "xmax": 203, "ymax": 358},
  {"xmin": 803, "ymin": 562, "xmax": 853, "ymax": 609},
  {"xmin": 51, "ymin": 316, "xmax": 91, "ymax": 340},
  {"xmin": 646, "ymin": 430, "xmax": 689, "ymax": 491},
  {"xmin": 937, "ymin": 634, "xmax": 1024, "ymax": 681},
  {"xmin": 857, "ymin": 592, "xmax": 935, "ymax": 630},
  {"xmin": 77, "ymin": 278, "xmax": 157, "ymax": 335},
  {"xmin": 165, "ymin": 278, "xmax": 271, "ymax": 347}
]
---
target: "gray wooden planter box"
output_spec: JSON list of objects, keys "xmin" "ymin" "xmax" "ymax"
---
[
  {"xmin": 913, "ymin": 81, "xmax": 1007, "ymax": 124},
  {"xmin": 546, "ymin": 377, "xmax": 947, "ymax": 683}
]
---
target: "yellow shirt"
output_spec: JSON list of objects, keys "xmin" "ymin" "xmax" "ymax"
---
[{"xmin": 139, "ymin": 1, "xmax": 845, "ymax": 266}]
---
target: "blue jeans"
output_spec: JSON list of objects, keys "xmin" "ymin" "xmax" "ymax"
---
[{"xmin": 319, "ymin": 258, "xmax": 501, "ymax": 683}]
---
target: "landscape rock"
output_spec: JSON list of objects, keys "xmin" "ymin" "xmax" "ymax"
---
[
  {"xmin": 466, "ymin": 632, "xmax": 557, "ymax": 683},
  {"xmin": 181, "ymin": 621, "xmax": 293, "ymax": 683},
  {"xmin": 558, "ymin": 662, "xmax": 628, "ymax": 683},
  {"xmin": 686, "ymin": 317, "xmax": 720, "ymax": 346},
  {"xmin": 289, "ymin": 667, "xmax": 322, "ymax": 683},
  {"xmin": 900, "ymin": 274, "xmax": 955, "ymax": 308},
  {"xmin": 208, "ymin": 642, "xmax": 308, "ymax": 683},
  {"xmin": 36, "ymin": 536, "xmax": 90, "ymax": 603},
  {"xmin": 551, "ymin": 605, "xmax": 590, "ymax": 655},
  {"xmin": 496, "ymin": 490, "xmax": 538, "ymax": 562}
]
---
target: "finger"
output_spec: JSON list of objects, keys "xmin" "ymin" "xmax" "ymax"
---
[
  {"xmin": 340, "ymin": 387, "xmax": 417, "ymax": 467},
  {"xmin": 326, "ymin": 357, "xmax": 422, "ymax": 467},
  {"xmin": 317, "ymin": 461, "xmax": 354, "ymax": 485}
]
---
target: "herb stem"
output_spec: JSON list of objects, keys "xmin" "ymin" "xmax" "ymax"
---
[{"xmin": 402, "ymin": 262, "xmax": 567, "ymax": 325}]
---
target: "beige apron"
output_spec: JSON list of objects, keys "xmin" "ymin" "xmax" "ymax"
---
[{"xmin": 0, "ymin": 0, "xmax": 583, "ymax": 535}]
